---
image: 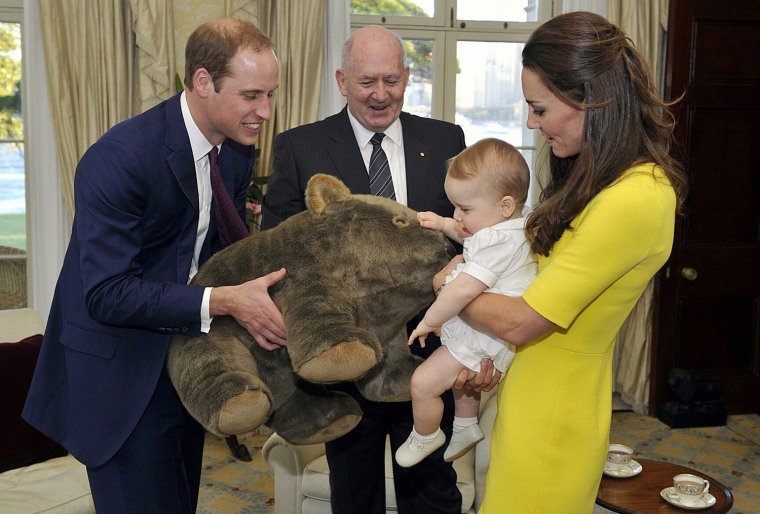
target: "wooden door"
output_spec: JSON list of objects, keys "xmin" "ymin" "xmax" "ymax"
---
[{"xmin": 651, "ymin": 0, "xmax": 760, "ymax": 415}]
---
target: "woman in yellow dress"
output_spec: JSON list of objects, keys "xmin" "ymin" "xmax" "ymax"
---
[{"xmin": 449, "ymin": 11, "xmax": 689, "ymax": 513}]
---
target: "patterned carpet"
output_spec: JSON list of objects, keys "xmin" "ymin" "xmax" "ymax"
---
[
  {"xmin": 198, "ymin": 413, "xmax": 760, "ymax": 514},
  {"xmin": 198, "ymin": 433, "xmax": 274, "ymax": 514}
]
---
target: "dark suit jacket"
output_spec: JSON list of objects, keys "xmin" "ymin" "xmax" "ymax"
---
[
  {"xmin": 22, "ymin": 93, "xmax": 254, "ymax": 468},
  {"xmin": 261, "ymin": 106, "xmax": 466, "ymax": 229}
]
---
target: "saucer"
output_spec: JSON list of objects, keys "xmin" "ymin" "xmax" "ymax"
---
[
  {"xmin": 660, "ymin": 487, "xmax": 716, "ymax": 510},
  {"xmin": 603, "ymin": 458, "xmax": 642, "ymax": 478}
]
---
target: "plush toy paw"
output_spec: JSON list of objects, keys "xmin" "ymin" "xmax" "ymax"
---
[
  {"xmin": 218, "ymin": 389, "xmax": 272, "ymax": 435},
  {"xmin": 294, "ymin": 413, "xmax": 362, "ymax": 445},
  {"xmin": 297, "ymin": 340, "xmax": 379, "ymax": 383},
  {"xmin": 266, "ymin": 385, "xmax": 363, "ymax": 444}
]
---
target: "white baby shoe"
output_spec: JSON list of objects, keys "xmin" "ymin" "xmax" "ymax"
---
[
  {"xmin": 444, "ymin": 424, "xmax": 485, "ymax": 462},
  {"xmin": 395, "ymin": 430, "xmax": 446, "ymax": 468}
]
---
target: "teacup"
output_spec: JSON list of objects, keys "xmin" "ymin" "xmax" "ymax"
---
[
  {"xmin": 673, "ymin": 473, "xmax": 710, "ymax": 506},
  {"xmin": 606, "ymin": 443, "xmax": 633, "ymax": 471}
]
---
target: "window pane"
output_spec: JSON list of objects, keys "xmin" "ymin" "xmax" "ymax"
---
[
  {"xmin": 0, "ymin": 142, "xmax": 24, "ymax": 246},
  {"xmin": 351, "ymin": 0, "xmax": 435, "ymax": 17},
  {"xmin": 404, "ymin": 38, "xmax": 433, "ymax": 118},
  {"xmin": 457, "ymin": 0, "xmax": 540, "ymax": 22},
  {"xmin": 455, "ymin": 41, "xmax": 532, "ymax": 149},
  {"xmin": 0, "ymin": 20, "xmax": 25, "ymax": 309}
]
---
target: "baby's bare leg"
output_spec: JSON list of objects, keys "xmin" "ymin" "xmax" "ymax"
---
[
  {"xmin": 452, "ymin": 383, "xmax": 481, "ymax": 419},
  {"xmin": 409, "ymin": 346, "xmax": 468, "ymax": 435}
]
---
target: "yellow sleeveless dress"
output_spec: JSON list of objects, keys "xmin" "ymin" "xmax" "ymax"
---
[{"xmin": 479, "ymin": 164, "xmax": 676, "ymax": 513}]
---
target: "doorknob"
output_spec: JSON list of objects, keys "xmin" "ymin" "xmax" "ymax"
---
[{"xmin": 680, "ymin": 267, "xmax": 698, "ymax": 281}]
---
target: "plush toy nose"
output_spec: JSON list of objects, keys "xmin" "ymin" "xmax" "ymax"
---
[{"xmin": 444, "ymin": 238, "xmax": 456, "ymax": 258}]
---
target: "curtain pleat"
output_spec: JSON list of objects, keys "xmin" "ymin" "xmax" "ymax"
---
[
  {"xmin": 38, "ymin": 0, "xmax": 136, "ymax": 218},
  {"xmin": 608, "ymin": 0, "xmax": 669, "ymax": 414},
  {"xmin": 256, "ymin": 0, "xmax": 324, "ymax": 181},
  {"xmin": 608, "ymin": 0, "xmax": 666, "ymax": 90},
  {"xmin": 130, "ymin": 0, "xmax": 176, "ymax": 112}
]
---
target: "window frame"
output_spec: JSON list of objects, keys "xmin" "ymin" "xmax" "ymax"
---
[{"xmin": 352, "ymin": 0, "xmax": 553, "ymax": 31}]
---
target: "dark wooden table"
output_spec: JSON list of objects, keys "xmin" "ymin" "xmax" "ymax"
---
[{"xmin": 596, "ymin": 458, "xmax": 733, "ymax": 513}]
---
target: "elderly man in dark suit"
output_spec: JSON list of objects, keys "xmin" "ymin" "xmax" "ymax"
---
[
  {"xmin": 23, "ymin": 19, "xmax": 286, "ymax": 514},
  {"xmin": 262, "ymin": 25, "xmax": 474, "ymax": 514}
]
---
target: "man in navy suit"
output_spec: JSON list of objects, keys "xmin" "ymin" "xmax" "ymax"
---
[
  {"xmin": 23, "ymin": 19, "xmax": 285, "ymax": 514},
  {"xmin": 262, "ymin": 25, "xmax": 488, "ymax": 514}
]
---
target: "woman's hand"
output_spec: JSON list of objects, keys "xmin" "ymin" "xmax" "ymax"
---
[{"xmin": 453, "ymin": 358, "xmax": 501, "ymax": 393}]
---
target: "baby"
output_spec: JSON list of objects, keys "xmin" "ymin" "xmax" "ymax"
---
[{"xmin": 396, "ymin": 138, "xmax": 537, "ymax": 467}]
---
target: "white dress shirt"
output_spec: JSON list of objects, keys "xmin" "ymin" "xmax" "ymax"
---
[{"xmin": 180, "ymin": 91, "xmax": 214, "ymax": 331}]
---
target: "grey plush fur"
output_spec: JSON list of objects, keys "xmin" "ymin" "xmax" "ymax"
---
[{"xmin": 167, "ymin": 174, "xmax": 451, "ymax": 445}]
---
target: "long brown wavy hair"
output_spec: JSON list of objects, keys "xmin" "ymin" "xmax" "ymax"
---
[{"xmin": 522, "ymin": 11, "xmax": 687, "ymax": 256}]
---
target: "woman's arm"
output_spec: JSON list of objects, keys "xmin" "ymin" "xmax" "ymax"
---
[
  {"xmin": 425, "ymin": 273, "xmax": 487, "ymax": 327},
  {"xmin": 432, "ymin": 258, "xmax": 554, "ymax": 347},
  {"xmin": 458, "ymin": 292, "xmax": 554, "ymax": 347}
]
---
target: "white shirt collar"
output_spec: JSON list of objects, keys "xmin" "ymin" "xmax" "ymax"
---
[
  {"xmin": 346, "ymin": 108, "xmax": 403, "ymax": 149},
  {"xmin": 180, "ymin": 91, "xmax": 217, "ymax": 160}
]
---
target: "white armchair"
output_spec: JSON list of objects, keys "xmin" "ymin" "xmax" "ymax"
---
[
  {"xmin": 0, "ymin": 308, "xmax": 95, "ymax": 514},
  {"xmin": 263, "ymin": 388, "xmax": 497, "ymax": 514}
]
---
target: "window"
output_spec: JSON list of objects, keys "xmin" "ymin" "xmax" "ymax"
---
[
  {"xmin": 0, "ymin": 5, "xmax": 25, "ymax": 309},
  {"xmin": 351, "ymin": 0, "xmax": 554, "ymax": 204}
]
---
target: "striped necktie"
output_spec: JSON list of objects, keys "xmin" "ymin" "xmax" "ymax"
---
[{"xmin": 368, "ymin": 133, "xmax": 396, "ymax": 200}]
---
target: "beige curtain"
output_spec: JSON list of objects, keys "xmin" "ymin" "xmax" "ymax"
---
[
  {"xmin": 225, "ymin": 0, "xmax": 259, "ymax": 22},
  {"xmin": 255, "ymin": 1, "xmax": 324, "ymax": 180},
  {"xmin": 607, "ymin": 0, "xmax": 667, "ymax": 90},
  {"xmin": 38, "ymin": 0, "xmax": 137, "ymax": 218},
  {"xmin": 40, "ymin": 0, "xmax": 324, "ymax": 217},
  {"xmin": 130, "ymin": 0, "xmax": 176, "ymax": 112},
  {"xmin": 608, "ymin": 0, "xmax": 669, "ymax": 414},
  {"xmin": 615, "ymin": 280, "xmax": 654, "ymax": 414}
]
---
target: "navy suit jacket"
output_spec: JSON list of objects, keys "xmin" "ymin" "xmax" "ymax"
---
[
  {"xmin": 22, "ymin": 94, "xmax": 254, "ymax": 467},
  {"xmin": 261, "ymin": 106, "xmax": 466, "ymax": 229}
]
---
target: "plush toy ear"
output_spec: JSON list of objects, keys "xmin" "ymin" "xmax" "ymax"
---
[{"xmin": 305, "ymin": 174, "xmax": 353, "ymax": 215}]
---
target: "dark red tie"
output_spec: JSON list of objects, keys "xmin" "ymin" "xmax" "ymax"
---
[{"xmin": 209, "ymin": 146, "xmax": 249, "ymax": 247}]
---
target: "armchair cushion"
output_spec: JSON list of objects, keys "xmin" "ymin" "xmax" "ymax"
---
[
  {"xmin": 263, "ymin": 389, "xmax": 497, "ymax": 514},
  {"xmin": 0, "ymin": 455, "xmax": 92, "ymax": 514}
]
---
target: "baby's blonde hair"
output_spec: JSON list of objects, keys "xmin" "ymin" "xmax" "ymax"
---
[{"xmin": 447, "ymin": 138, "xmax": 530, "ymax": 208}]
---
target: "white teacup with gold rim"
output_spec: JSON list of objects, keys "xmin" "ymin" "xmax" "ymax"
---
[
  {"xmin": 673, "ymin": 473, "xmax": 710, "ymax": 506},
  {"xmin": 606, "ymin": 443, "xmax": 633, "ymax": 471}
]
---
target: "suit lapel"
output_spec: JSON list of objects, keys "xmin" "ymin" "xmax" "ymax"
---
[
  {"xmin": 163, "ymin": 94, "xmax": 203, "ymax": 279},
  {"xmin": 165, "ymin": 95, "xmax": 199, "ymax": 213},
  {"xmin": 325, "ymin": 107, "xmax": 372, "ymax": 194}
]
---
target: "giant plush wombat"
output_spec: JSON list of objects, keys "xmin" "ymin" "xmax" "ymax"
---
[{"xmin": 167, "ymin": 174, "xmax": 451, "ymax": 444}]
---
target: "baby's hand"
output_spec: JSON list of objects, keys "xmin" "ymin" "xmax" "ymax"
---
[
  {"xmin": 417, "ymin": 211, "xmax": 446, "ymax": 232},
  {"xmin": 407, "ymin": 320, "xmax": 440, "ymax": 347}
]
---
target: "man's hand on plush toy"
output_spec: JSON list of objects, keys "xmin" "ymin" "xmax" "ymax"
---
[{"xmin": 210, "ymin": 267, "xmax": 288, "ymax": 350}]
